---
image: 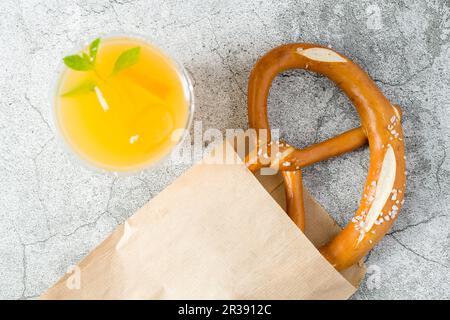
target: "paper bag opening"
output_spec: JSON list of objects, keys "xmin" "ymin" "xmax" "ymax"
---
[{"xmin": 41, "ymin": 141, "xmax": 365, "ymax": 300}]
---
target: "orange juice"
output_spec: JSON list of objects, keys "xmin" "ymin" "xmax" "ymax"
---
[{"xmin": 55, "ymin": 36, "xmax": 192, "ymax": 172}]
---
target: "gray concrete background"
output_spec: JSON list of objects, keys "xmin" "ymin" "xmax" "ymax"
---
[{"xmin": 0, "ymin": 0, "xmax": 449, "ymax": 299}]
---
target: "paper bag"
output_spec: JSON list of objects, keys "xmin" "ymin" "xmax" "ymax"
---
[{"xmin": 41, "ymin": 141, "xmax": 365, "ymax": 300}]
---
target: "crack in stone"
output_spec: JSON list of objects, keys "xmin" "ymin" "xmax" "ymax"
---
[
  {"xmin": 105, "ymin": 177, "xmax": 118, "ymax": 213},
  {"xmin": 59, "ymin": 210, "xmax": 110, "ymax": 239},
  {"xmin": 33, "ymin": 137, "xmax": 54, "ymax": 162},
  {"xmin": 32, "ymin": 138, "xmax": 54, "ymax": 237},
  {"xmin": 24, "ymin": 93, "xmax": 52, "ymax": 134},
  {"xmin": 367, "ymin": 1, "xmax": 446, "ymax": 90},
  {"xmin": 392, "ymin": 7, "xmax": 416, "ymax": 50},
  {"xmin": 390, "ymin": 234, "xmax": 449, "ymax": 269},
  {"xmin": 373, "ymin": 61, "xmax": 433, "ymax": 88},
  {"xmin": 110, "ymin": 0, "xmax": 135, "ymax": 5},
  {"xmin": 15, "ymin": 209, "xmax": 114, "ymax": 298},
  {"xmin": 21, "ymin": 162, "xmax": 117, "ymax": 245},
  {"xmin": 107, "ymin": 177, "xmax": 153, "ymax": 223},
  {"xmin": 373, "ymin": 30, "xmax": 443, "ymax": 88},
  {"xmin": 313, "ymin": 114, "xmax": 326, "ymax": 144},
  {"xmin": 81, "ymin": 0, "xmax": 136, "ymax": 29},
  {"xmin": 20, "ymin": 244, "xmax": 27, "ymax": 298},
  {"xmin": 162, "ymin": 16, "xmax": 208, "ymax": 31},
  {"xmin": 136, "ymin": 177, "xmax": 152, "ymax": 190},
  {"xmin": 22, "ymin": 210, "xmax": 112, "ymax": 247},
  {"xmin": 10, "ymin": 222, "xmax": 29, "ymax": 299},
  {"xmin": 388, "ymin": 213, "xmax": 447, "ymax": 236},
  {"xmin": 364, "ymin": 249, "xmax": 373, "ymax": 264},
  {"xmin": 251, "ymin": 8, "xmax": 272, "ymax": 46},
  {"xmin": 435, "ymin": 144, "xmax": 446, "ymax": 192},
  {"xmin": 208, "ymin": 18, "xmax": 246, "ymax": 99},
  {"xmin": 87, "ymin": 2, "xmax": 109, "ymax": 15},
  {"xmin": 375, "ymin": 1, "xmax": 448, "ymax": 88},
  {"xmin": 312, "ymin": 87, "xmax": 341, "ymax": 144},
  {"xmin": 17, "ymin": 1, "xmax": 40, "ymax": 54},
  {"xmin": 110, "ymin": 3, "xmax": 124, "ymax": 28}
]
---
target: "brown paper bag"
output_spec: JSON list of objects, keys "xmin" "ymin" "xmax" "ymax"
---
[{"xmin": 41, "ymin": 141, "xmax": 365, "ymax": 300}]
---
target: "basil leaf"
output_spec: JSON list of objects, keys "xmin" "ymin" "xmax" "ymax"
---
[
  {"xmin": 89, "ymin": 38, "xmax": 101, "ymax": 63},
  {"xmin": 112, "ymin": 47, "xmax": 141, "ymax": 75},
  {"xmin": 63, "ymin": 55, "xmax": 93, "ymax": 71},
  {"xmin": 61, "ymin": 80, "xmax": 96, "ymax": 97}
]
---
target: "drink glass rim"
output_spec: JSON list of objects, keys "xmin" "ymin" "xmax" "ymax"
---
[{"xmin": 51, "ymin": 32, "xmax": 195, "ymax": 176}]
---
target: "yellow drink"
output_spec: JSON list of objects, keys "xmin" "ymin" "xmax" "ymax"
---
[{"xmin": 55, "ymin": 36, "xmax": 191, "ymax": 172}]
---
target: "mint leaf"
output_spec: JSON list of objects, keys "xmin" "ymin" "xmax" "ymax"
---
[
  {"xmin": 89, "ymin": 38, "xmax": 101, "ymax": 63},
  {"xmin": 61, "ymin": 80, "xmax": 96, "ymax": 97},
  {"xmin": 63, "ymin": 55, "xmax": 93, "ymax": 71},
  {"xmin": 112, "ymin": 47, "xmax": 141, "ymax": 75},
  {"xmin": 82, "ymin": 52, "xmax": 91, "ymax": 62},
  {"xmin": 62, "ymin": 38, "xmax": 101, "ymax": 71}
]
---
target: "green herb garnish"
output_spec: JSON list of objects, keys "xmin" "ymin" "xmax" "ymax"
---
[
  {"xmin": 112, "ymin": 47, "xmax": 141, "ymax": 75},
  {"xmin": 62, "ymin": 38, "xmax": 100, "ymax": 71},
  {"xmin": 63, "ymin": 54, "xmax": 93, "ymax": 71},
  {"xmin": 61, "ymin": 80, "xmax": 96, "ymax": 97},
  {"xmin": 62, "ymin": 38, "xmax": 141, "ymax": 98},
  {"xmin": 89, "ymin": 38, "xmax": 101, "ymax": 63}
]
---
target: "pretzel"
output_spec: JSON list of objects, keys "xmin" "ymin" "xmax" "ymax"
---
[{"xmin": 246, "ymin": 44, "xmax": 406, "ymax": 270}]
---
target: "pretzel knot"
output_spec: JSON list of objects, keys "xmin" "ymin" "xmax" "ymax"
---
[{"xmin": 245, "ymin": 44, "xmax": 406, "ymax": 271}]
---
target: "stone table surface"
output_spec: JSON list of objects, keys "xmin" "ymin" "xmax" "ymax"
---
[{"xmin": 0, "ymin": 0, "xmax": 449, "ymax": 300}]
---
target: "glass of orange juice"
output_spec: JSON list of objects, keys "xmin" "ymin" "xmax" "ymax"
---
[{"xmin": 53, "ymin": 34, "xmax": 194, "ymax": 173}]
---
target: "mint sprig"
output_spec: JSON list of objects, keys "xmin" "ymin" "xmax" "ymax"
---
[
  {"xmin": 89, "ymin": 38, "xmax": 101, "ymax": 63},
  {"xmin": 63, "ymin": 38, "xmax": 101, "ymax": 71},
  {"xmin": 61, "ymin": 80, "xmax": 96, "ymax": 97},
  {"xmin": 112, "ymin": 47, "xmax": 141, "ymax": 75},
  {"xmin": 62, "ymin": 38, "xmax": 141, "ymax": 74},
  {"xmin": 61, "ymin": 38, "xmax": 142, "ymax": 99},
  {"xmin": 63, "ymin": 55, "xmax": 93, "ymax": 71}
]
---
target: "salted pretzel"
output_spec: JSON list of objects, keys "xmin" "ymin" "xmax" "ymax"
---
[{"xmin": 246, "ymin": 44, "xmax": 406, "ymax": 271}]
